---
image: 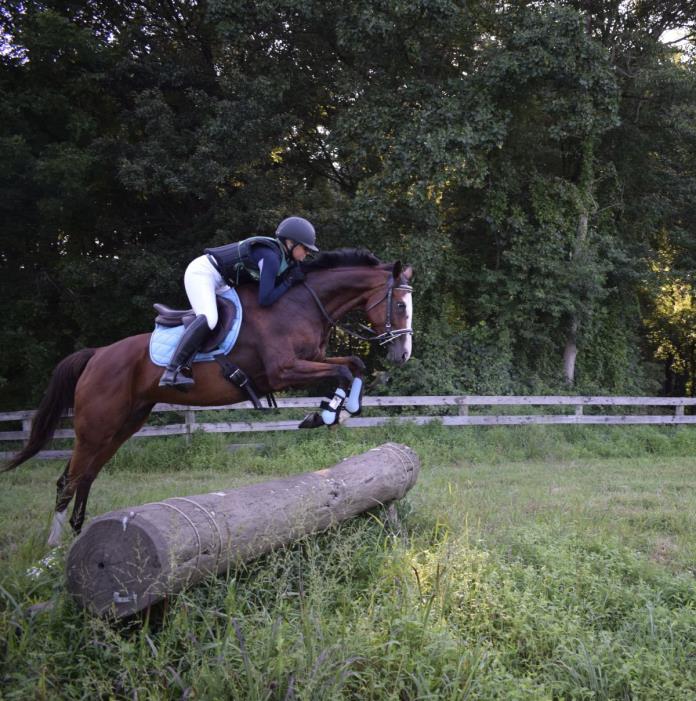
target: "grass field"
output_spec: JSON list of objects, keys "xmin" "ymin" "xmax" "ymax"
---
[{"xmin": 1, "ymin": 423, "xmax": 696, "ymax": 700}]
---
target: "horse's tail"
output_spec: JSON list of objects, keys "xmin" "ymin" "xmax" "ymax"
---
[{"xmin": 2, "ymin": 348, "xmax": 96, "ymax": 472}]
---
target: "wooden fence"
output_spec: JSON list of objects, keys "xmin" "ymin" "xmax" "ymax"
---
[{"xmin": 2, "ymin": 395, "xmax": 696, "ymax": 461}]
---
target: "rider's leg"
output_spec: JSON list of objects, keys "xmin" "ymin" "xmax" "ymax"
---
[
  {"xmin": 159, "ymin": 257, "xmax": 219, "ymax": 389},
  {"xmin": 184, "ymin": 256, "xmax": 221, "ymax": 330},
  {"xmin": 158, "ymin": 315, "xmax": 210, "ymax": 388}
]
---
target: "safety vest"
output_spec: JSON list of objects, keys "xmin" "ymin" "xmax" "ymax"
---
[{"xmin": 204, "ymin": 236, "xmax": 290, "ymax": 286}]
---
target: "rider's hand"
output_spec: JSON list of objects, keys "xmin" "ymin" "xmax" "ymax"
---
[{"xmin": 286, "ymin": 265, "xmax": 305, "ymax": 285}]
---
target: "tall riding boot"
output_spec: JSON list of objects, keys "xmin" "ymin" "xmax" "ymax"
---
[{"xmin": 158, "ymin": 315, "xmax": 210, "ymax": 390}]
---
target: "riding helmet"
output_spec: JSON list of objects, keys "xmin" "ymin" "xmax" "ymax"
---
[{"xmin": 275, "ymin": 216, "xmax": 319, "ymax": 251}]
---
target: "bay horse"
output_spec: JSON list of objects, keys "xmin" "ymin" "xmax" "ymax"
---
[{"xmin": 3, "ymin": 249, "xmax": 413, "ymax": 546}]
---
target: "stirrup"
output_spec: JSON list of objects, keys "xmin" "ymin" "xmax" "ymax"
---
[{"xmin": 159, "ymin": 367, "xmax": 195, "ymax": 390}]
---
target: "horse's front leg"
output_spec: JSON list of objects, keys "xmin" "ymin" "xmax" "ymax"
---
[
  {"xmin": 322, "ymin": 355, "xmax": 366, "ymax": 376},
  {"xmin": 267, "ymin": 359, "xmax": 354, "ymax": 429},
  {"xmin": 322, "ymin": 356, "xmax": 366, "ymax": 417}
]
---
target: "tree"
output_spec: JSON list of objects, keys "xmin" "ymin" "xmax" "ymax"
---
[{"xmin": 2, "ymin": 0, "xmax": 696, "ymax": 406}]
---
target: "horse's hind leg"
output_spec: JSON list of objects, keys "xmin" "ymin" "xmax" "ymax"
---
[
  {"xmin": 47, "ymin": 461, "xmax": 72, "ymax": 546},
  {"xmin": 46, "ymin": 440, "xmax": 120, "ymax": 546},
  {"xmin": 67, "ymin": 444, "xmax": 109, "ymax": 536},
  {"xmin": 46, "ymin": 403, "xmax": 154, "ymax": 546},
  {"xmin": 68, "ymin": 403, "xmax": 154, "ymax": 536}
]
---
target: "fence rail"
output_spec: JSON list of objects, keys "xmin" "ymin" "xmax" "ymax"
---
[{"xmin": 2, "ymin": 395, "xmax": 695, "ymax": 461}]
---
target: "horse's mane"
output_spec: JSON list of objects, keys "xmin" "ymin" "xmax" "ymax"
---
[{"xmin": 301, "ymin": 248, "xmax": 382, "ymax": 272}]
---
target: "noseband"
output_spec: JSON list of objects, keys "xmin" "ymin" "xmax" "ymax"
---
[
  {"xmin": 363, "ymin": 281, "xmax": 414, "ymax": 345},
  {"xmin": 303, "ymin": 278, "xmax": 414, "ymax": 346}
]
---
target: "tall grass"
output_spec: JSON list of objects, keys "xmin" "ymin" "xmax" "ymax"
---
[{"xmin": 2, "ymin": 424, "xmax": 696, "ymax": 699}]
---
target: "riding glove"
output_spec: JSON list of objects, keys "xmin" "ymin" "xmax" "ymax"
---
[{"xmin": 285, "ymin": 265, "xmax": 305, "ymax": 285}]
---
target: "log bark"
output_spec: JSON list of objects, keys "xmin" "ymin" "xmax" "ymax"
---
[{"xmin": 66, "ymin": 442, "xmax": 419, "ymax": 618}]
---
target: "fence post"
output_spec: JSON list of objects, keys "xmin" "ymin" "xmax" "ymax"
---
[
  {"xmin": 184, "ymin": 410, "xmax": 196, "ymax": 444},
  {"xmin": 575, "ymin": 405, "xmax": 583, "ymax": 418},
  {"xmin": 22, "ymin": 417, "xmax": 32, "ymax": 448},
  {"xmin": 675, "ymin": 404, "xmax": 685, "ymax": 418},
  {"xmin": 457, "ymin": 399, "xmax": 469, "ymax": 417}
]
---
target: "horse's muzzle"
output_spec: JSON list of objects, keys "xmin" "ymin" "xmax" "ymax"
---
[{"xmin": 387, "ymin": 341, "xmax": 412, "ymax": 365}]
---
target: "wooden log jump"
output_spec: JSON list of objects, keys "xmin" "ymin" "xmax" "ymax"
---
[{"xmin": 66, "ymin": 443, "xmax": 420, "ymax": 618}]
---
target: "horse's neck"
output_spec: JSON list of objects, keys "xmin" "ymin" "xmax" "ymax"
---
[{"xmin": 310, "ymin": 268, "xmax": 387, "ymax": 320}]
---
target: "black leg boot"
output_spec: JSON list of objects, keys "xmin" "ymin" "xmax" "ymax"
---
[{"xmin": 159, "ymin": 315, "xmax": 210, "ymax": 390}]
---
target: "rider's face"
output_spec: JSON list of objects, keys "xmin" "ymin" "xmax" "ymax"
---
[{"xmin": 288, "ymin": 241, "xmax": 308, "ymax": 262}]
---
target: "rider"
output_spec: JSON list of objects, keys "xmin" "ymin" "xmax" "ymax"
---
[{"xmin": 159, "ymin": 216, "xmax": 319, "ymax": 389}]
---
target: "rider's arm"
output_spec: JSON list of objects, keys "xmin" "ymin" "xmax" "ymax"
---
[{"xmin": 250, "ymin": 246, "xmax": 291, "ymax": 307}]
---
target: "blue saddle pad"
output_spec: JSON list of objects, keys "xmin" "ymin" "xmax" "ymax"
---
[{"xmin": 149, "ymin": 289, "xmax": 243, "ymax": 367}]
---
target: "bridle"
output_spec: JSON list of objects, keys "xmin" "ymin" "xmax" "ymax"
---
[{"xmin": 302, "ymin": 277, "xmax": 414, "ymax": 346}]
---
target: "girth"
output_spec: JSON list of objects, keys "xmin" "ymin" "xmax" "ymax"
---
[{"xmin": 215, "ymin": 356, "xmax": 277, "ymax": 410}]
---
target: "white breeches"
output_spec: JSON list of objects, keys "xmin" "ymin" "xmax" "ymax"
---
[{"xmin": 184, "ymin": 255, "xmax": 230, "ymax": 330}]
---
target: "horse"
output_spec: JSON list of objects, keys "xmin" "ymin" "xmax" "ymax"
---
[{"xmin": 3, "ymin": 249, "xmax": 414, "ymax": 546}]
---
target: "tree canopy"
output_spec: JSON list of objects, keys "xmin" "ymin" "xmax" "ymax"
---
[{"xmin": 2, "ymin": 0, "xmax": 695, "ymax": 407}]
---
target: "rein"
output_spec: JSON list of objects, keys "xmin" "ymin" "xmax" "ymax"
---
[{"xmin": 302, "ymin": 280, "xmax": 414, "ymax": 346}]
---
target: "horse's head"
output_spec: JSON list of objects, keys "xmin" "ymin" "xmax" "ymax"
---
[
  {"xmin": 300, "ymin": 249, "xmax": 414, "ymax": 364},
  {"xmin": 364, "ymin": 261, "xmax": 414, "ymax": 365}
]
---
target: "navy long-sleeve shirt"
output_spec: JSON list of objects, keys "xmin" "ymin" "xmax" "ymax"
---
[{"xmin": 248, "ymin": 245, "xmax": 293, "ymax": 307}]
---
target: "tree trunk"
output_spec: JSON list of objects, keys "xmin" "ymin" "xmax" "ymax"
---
[
  {"xmin": 563, "ymin": 316, "xmax": 579, "ymax": 385},
  {"xmin": 563, "ymin": 114, "xmax": 597, "ymax": 389},
  {"xmin": 66, "ymin": 443, "xmax": 420, "ymax": 618}
]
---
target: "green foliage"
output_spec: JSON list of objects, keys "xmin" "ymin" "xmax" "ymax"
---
[
  {"xmin": 386, "ymin": 316, "xmax": 514, "ymax": 395},
  {"xmin": 1, "ymin": 1, "xmax": 696, "ymax": 405}
]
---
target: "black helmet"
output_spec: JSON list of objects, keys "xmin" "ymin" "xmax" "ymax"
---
[{"xmin": 275, "ymin": 216, "xmax": 319, "ymax": 252}]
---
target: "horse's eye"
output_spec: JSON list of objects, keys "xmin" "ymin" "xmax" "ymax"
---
[{"xmin": 397, "ymin": 302, "xmax": 407, "ymax": 311}]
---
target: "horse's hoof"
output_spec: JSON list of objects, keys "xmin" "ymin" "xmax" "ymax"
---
[{"xmin": 298, "ymin": 412, "xmax": 325, "ymax": 429}]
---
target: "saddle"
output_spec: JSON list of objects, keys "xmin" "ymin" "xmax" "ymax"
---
[
  {"xmin": 153, "ymin": 296, "xmax": 238, "ymax": 353},
  {"xmin": 151, "ymin": 291, "xmax": 275, "ymax": 410}
]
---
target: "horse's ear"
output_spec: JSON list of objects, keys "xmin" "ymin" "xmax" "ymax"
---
[
  {"xmin": 392, "ymin": 261, "xmax": 403, "ymax": 279},
  {"xmin": 402, "ymin": 264, "xmax": 413, "ymax": 281}
]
